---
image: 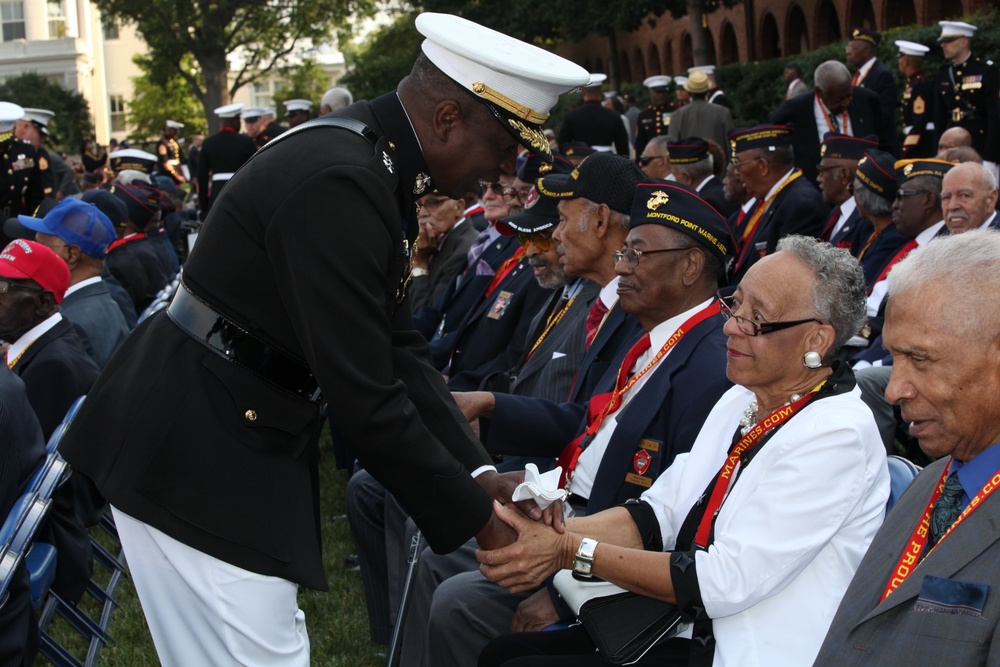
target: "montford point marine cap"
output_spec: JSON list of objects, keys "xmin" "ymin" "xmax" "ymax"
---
[
  {"xmin": 536, "ymin": 152, "xmax": 644, "ymax": 215},
  {"xmin": 284, "ymin": 99, "xmax": 312, "ymax": 115},
  {"xmin": 108, "ymin": 182, "xmax": 162, "ymax": 229},
  {"xmin": 642, "ymin": 75, "xmax": 672, "ymax": 90},
  {"xmin": 241, "ymin": 106, "xmax": 265, "ymax": 121},
  {"xmin": 667, "ymin": 138, "xmax": 710, "ymax": 164},
  {"xmin": 21, "ymin": 108, "xmax": 54, "ymax": 136},
  {"xmin": 515, "ymin": 151, "xmax": 573, "ymax": 183},
  {"xmin": 109, "ymin": 149, "xmax": 156, "ymax": 175},
  {"xmin": 820, "ymin": 132, "xmax": 878, "ymax": 161},
  {"xmin": 855, "ymin": 149, "xmax": 898, "ymax": 202},
  {"xmin": 0, "ymin": 239, "xmax": 70, "ymax": 303},
  {"xmin": 17, "ymin": 198, "xmax": 116, "ymax": 259},
  {"xmin": 729, "ymin": 125, "xmax": 792, "ymax": 157},
  {"xmin": 415, "ymin": 12, "xmax": 590, "ymax": 160},
  {"xmin": 496, "ymin": 185, "xmax": 561, "ymax": 237},
  {"xmin": 895, "ymin": 158, "xmax": 954, "ymax": 183},
  {"xmin": 0, "ymin": 102, "xmax": 24, "ymax": 133},
  {"xmin": 938, "ymin": 21, "xmax": 977, "ymax": 42},
  {"xmin": 214, "ymin": 103, "xmax": 244, "ymax": 118},
  {"xmin": 165, "ymin": 120, "xmax": 184, "ymax": 129},
  {"xmin": 630, "ymin": 181, "xmax": 732, "ymax": 262},
  {"xmin": 850, "ymin": 27, "xmax": 881, "ymax": 47},
  {"xmin": 684, "ymin": 71, "xmax": 712, "ymax": 95},
  {"xmin": 895, "ymin": 40, "xmax": 929, "ymax": 57},
  {"xmin": 563, "ymin": 142, "xmax": 596, "ymax": 160}
]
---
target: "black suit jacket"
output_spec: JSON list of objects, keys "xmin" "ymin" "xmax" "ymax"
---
[
  {"xmin": 61, "ymin": 279, "xmax": 131, "ymax": 369},
  {"xmin": 731, "ymin": 174, "xmax": 827, "ymax": 284},
  {"xmin": 12, "ymin": 318, "xmax": 96, "ymax": 604},
  {"xmin": 408, "ymin": 221, "xmax": 477, "ymax": 312},
  {"xmin": 770, "ymin": 87, "xmax": 900, "ymax": 184},
  {"xmin": 859, "ymin": 61, "xmax": 899, "ymax": 132},
  {"xmin": 698, "ymin": 175, "xmax": 737, "ymax": 219},
  {"xmin": 60, "ymin": 95, "xmax": 498, "ymax": 590}
]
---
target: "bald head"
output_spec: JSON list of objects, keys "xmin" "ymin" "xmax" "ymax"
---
[{"xmin": 937, "ymin": 127, "xmax": 973, "ymax": 159}]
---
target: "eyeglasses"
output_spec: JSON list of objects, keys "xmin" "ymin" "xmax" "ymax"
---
[
  {"xmin": 478, "ymin": 179, "xmax": 507, "ymax": 195},
  {"xmin": 896, "ymin": 188, "xmax": 929, "ymax": 200},
  {"xmin": 638, "ymin": 155, "xmax": 666, "ymax": 166},
  {"xmin": 0, "ymin": 279, "xmax": 42, "ymax": 296},
  {"xmin": 506, "ymin": 185, "xmax": 534, "ymax": 201},
  {"xmin": 612, "ymin": 246, "xmax": 689, "ymax": 268},
  {"xmin": 718, "ymin": 295, "xmax": 823, "ymax": 336},
  {"xmin": 730, "ymin": 156, "xmax": 762, "ymax": 171},
  {"xmin": 516, "ymin": 232, "xmax": 554, "ymax": 251},
  {"xmin": 415, "ymin": 197, "xmax": 451, "ymax": 213}
]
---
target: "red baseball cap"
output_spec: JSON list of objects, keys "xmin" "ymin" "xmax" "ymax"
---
[{"xmin": 0, "ymin": 239, "xmax": 71, "ymax": 303}]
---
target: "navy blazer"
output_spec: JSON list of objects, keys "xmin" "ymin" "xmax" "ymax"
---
[
  {"xmin": 698, "ymin": 175, "xmax": 738, "ymax": 219},
  {"xmin": 487, "ymin": 310, "xmax": 731, "ymax": 511},
  {"xmin": 445, "ymin": 253, "xmax": 551, "ymax": 391},
  {"xmin": 830, "ymin": 207, "xmax": 868, "ymax": 256},
  {"xmin": 61, "ymin": 279, "xmax": 131, "ymax": 369},
  {"xmin": 770, "ymin": 86, "xmax": 900, "ymax": 185},
  {"xmin": 859, "ymin": 61, "xmax": 899, "ymax": 132}
]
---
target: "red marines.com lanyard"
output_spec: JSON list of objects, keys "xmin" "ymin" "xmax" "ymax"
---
[
  {"xmin": 694, "ymin": 384, "xmax": 825, "ymax": 548},
  {"xmin": 881, "ymin": 465, "xmax": 1000, "ymax": 601},
  {"xmin": 484, "ymin": 246, "xmax": 526, "ymax": 298},
  {"xmin": 557, "ymin": 300, "xmax": 720, "ymax": 488}
]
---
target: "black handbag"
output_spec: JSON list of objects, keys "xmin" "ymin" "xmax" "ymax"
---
[{"xmin": 578, "ymin": 591, "xmax": 685, "ymax": 666}]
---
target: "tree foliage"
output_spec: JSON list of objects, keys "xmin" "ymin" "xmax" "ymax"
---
[
  {"xmin": 127, "ymin": 55, "xmax": 208, "ymax": 144},
  {"xmin": 0, "ymin": 72, "xmax": 92, "ymax": 154},
  {"xmin": 94, "ymin": 0, "xmax": 375, "ymax": 131},
  {"xmin": 272, "ymin": 58, "xmax": 333, "ymax": 110},
  {"xmin": 338, "ymin": 12, "xmax": 424, "ymax": 102}
]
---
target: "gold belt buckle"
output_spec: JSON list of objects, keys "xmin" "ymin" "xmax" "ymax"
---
[{"xmin": 953, "ymin": 108, "xmax": 962, "ymax": 122}]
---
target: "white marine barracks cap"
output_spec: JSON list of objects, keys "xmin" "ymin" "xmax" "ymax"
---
[
  {"xmin": 895, "ymin": 40, "xmax": 929, "ymax": 57},
  {"xmin": 585, "ymin": 73, "xmax": 607, "ymax": 88},
  {"xmin": 939, "ymin": 21, "xmax": 977, "ymax": 41},
  {"xmin": 415, "ymin": 12, "xmax": 589, "ymax": 160},
  {"xmin": 643, "ymin": 75, "xmax": 672, "ymax": 89},
  {"xmin": 0, "ymin": 102, "xmax": 24, "ymax": 133},
  {"xmin": 688, "ymin": 65, "xmax": 716, "ymax": 75},
  {"xmin": 214, "ymin": 103, "xmax": 244, "ymax": 118},
  {"xmin": 284, "ymin": 99, "xmax": 312, "ymax": 115},
  {"xmin": 674, "ymin": 75, "xmax": 689, "ymax": 87},
  {"xmin": 165, "ymin": 120, "xmax": 184, "ymax": 129},
  {"xmin": 241, "ymin": 106, "xmax": 264, "ymax": 120},
  {"xmin": 264, "ymin": 106, "xmax": 276, "ymax": 117},
  {"xmin": 22, "ymin": 108, "xmax": 54, "ymax": 136},
  {"xmin": 109, "ymin": 148, "xmax": 157, "ymax": 174}
]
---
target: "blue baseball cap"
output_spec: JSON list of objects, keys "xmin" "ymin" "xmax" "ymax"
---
[{"xmin": 17, "ymin": 198, "xmax": 116, "ymax": 259}]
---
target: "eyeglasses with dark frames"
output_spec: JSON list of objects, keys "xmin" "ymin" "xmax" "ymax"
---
[
  {"xmin": 415, "ymin": 197, "xmax": 452, "ymax": 213},
  {"xmin": 895, "ymin": 188, "xmax": 929, "ymax": 200},
  {"xmin": 478, "ymin": 179, "xmax": 507, "ymax": 195},
  {"xmin": 612, "ymin": 246, "xmax": 690, "ymax": 269},
  {"xmin": 516, "ymin": 232, "xmax": 554, "ymax": 251},
  {"xmin": 718, "ymin": 294, "xmax": 823, "ymax": 336},
  {"xmin": 0, "ymin": 279, "xmax": 43, "ymax": 296},
  {"xmin": 638, "ymin": 155, "xmax": 666, "ymax": 166}
]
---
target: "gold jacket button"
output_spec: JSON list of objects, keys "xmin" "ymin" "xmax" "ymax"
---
[{"xmin": 244, "ymin": 409, "xmax": 257, "ymax": 422}]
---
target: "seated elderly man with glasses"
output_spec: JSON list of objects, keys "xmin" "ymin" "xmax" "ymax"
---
[
  {"xmin": 478, "ymin": 235, "xmax": 889, "ymax": 667},
  {"xmin": 408, "ymin": 191, "xmax": 478, "ymax": 312}
]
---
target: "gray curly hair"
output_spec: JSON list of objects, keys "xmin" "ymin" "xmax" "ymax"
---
[{"xmin": 776, "ymin": 235, "xmax": 867, "ymax": 357}]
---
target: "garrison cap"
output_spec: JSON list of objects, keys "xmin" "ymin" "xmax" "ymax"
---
[
  {"xmin": 850, "ymin": 27, "xmax": 881, "ymax": 47},
  {"xmin": 855, "ymin": 149, "xmax": 898, "ymax": 202},
  {"xmin": 820, "ymin": 132, "xmax": 878, "ymax": 161},
  {"xmin": 536, "ymin": 152, "xmax": 644, "ymax": 215},
  {"xmin": 729, "ymin": 125, "xmax": 792, "ymax": 158},
  {"xmin": 516, "ymin": 152, "xmax": 573, "ymax": 183},
  {"xmin": 895, "ymin": 158, "xmax": 954, "ymax": 183},
  {"xmin": 630, "ymin": 181, "xmax": 732, "ymax": 261},
  {"xmin": 415, "ymin": 12, "xmax": 589, "ymax": 161},
  {"xmin": 668, "ymin": 138, "xmax": 710, "ymax": 164}
]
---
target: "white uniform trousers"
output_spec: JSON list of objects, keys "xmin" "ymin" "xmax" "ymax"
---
[{"xmin": 113, "ymin": 507, "xmax": 310, "ymax": 666}]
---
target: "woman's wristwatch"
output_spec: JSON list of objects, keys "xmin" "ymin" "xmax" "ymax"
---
[{"xmin": 574, "ymin": 538, "xmax": 599, "ymax": 578}]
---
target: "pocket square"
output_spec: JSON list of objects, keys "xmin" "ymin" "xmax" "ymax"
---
[
  {"xmin": 915, "ymin": 575, "xmax": 989, "ymax": 617},
  {"xmin": 551, "ymin": 351, "xmax": 566, "ymax": 359}
]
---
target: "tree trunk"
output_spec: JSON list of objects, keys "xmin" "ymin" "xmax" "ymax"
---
[
  {"xmin": 687, "ymin": 0, "xmax": 709, "ymax": 67},
  {"xmin": 606, "ymin": 30, "xmax": 620, "ymax": 90},
  {"xmin": 199, "ymin": 51, "xmax": 230, "ymax": 135}
]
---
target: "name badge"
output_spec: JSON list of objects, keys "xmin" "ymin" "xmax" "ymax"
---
[
  {"xmin": 487, "ymin": 290, "xmax": 513, "ymax": 320},
  {"xmin": 626, "ymin": 472, "xmax": 652, "ymax": 488}
]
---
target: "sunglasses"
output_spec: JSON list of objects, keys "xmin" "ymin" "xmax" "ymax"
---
[{"xmin": 638, "ymin": 155, "xmax": 665, "ymax": 166}]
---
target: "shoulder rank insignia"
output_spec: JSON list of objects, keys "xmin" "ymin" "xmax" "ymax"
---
[{"xmin": 382, "ymin": 151, "xmax": 393, "ymax": 174}]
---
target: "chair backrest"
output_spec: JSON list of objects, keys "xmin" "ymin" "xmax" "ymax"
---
[
  {"xmin": 0, "ymin": 491, "xmax": 47, "ymax": 606},
  {"xmin": 44, "ymin": 395, "xmax": 86, "ymax": 455},
  {"xmin": 34, "ymin": 457, "xmax": 68, "ymax": 501},
  {"xmin": 887, "ymin": 455, "xmax": 922, "ymax": 513}
]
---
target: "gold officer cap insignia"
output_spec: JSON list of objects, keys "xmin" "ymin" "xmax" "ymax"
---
[{"xmin": 904, "ymin": 163, "xmax": 913, "ymax": 176}]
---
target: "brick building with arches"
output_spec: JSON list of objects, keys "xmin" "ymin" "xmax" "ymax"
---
[{"xmin": 557, "ymin": 0, "xmax": 991, "ymax": 84}]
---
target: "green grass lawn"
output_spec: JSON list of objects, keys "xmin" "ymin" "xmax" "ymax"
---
[{"xmin": 39, "ymin": 426, "xmax": 386, "ymax": 666}]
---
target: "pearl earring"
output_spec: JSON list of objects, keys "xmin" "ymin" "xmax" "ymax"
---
[{"xmin": 802, "ymin": 351, "xmax": 823, "ymax": 369}]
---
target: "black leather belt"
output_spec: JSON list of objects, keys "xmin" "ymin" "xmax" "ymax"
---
[{"xmin": 166, "ymin": 284, "xmax": 321, "ymax": 403}]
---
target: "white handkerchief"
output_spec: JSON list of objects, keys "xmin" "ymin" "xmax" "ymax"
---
[
  {"xmin": 510, "ymin": 463, "xmax": 566, "ymax": 510},
  {"xmin": 551, "ymin": 351, "xmax": 566, "ymax": 359}
]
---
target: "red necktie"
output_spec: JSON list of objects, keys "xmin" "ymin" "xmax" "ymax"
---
[
  {"xmin": 585, "ymin": 299, "xmax": 609, "ymax": 349},
  {"xmin": 852, "ymin": 71, "xmax": 861, "ymax": 86},
  {"xmin": 556, "ymin": 333, "xmax": 652, "ymax": 487},
  {"xmin": 820, "ymin": 206, "xmax": 842, "ymax": 242}
]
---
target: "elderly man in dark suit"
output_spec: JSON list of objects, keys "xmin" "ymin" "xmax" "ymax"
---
[
  {"xmin": 407, "ymin": 191, "xmax": 477, "ymax": 312},
  {"xmin": 846, "ymin": 28, "xmax": 898, "ymax": 128},
  {"xmin": 815, "ymin": 229, "xmax": 1000, "ymax": 666},
  {"xmin": 771, "ymin": 60, "xmax": 900, "ymax": 185},
  {"xmin": 668, "ymin": 138, "xmax": 737, "ymax": 217},
  {"xmin": 0, "ymin": 239, "xmax": 95, "ymax": 607},
  {"xmin": 58, "ymin": 13, "xmax": 591, "ymax": 665}
]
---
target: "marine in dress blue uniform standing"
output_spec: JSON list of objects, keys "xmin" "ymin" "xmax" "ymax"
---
[
  {"xmin": 634, "ymin": 75, "xmax": 673, "ymax": 158},
  {"xmin": 896, "ymin": 40, "xmax": 936, "ymax": 159},
  {"xmin": 197, "ymin": 103, "xmax": 258, "ymax": 220}
]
